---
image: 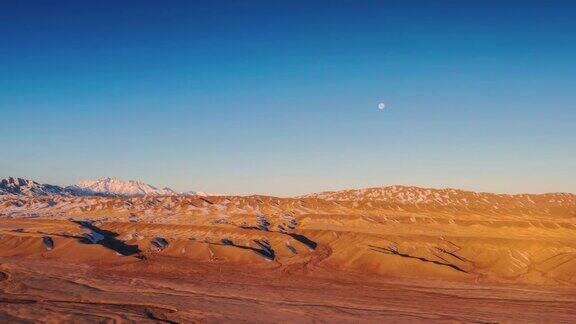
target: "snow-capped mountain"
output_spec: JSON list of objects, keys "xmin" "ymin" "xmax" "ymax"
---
[
  {"xmin": 0, "ymin": 177, "xmax": 70, "ymax": 196},
  {"xmin": 181, "ymin": 190, "xmax": 211, "ymax": 197},
  {"xmin": 70, "ymin": 177, "xmax": 177, "ymax": 197},
  {"xmin": 0, "ymin": 177, "xmax": 205, "ymax": 197}
]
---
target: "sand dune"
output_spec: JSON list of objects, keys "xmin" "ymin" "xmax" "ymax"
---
[{"xmin": 1, "ymin": 187, "xmax": 576, "ymax": 322}]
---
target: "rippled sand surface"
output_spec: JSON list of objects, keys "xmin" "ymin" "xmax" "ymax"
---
[{"xmin": 2, "ymin": 257, "xmax": 576, "ymax": 323}]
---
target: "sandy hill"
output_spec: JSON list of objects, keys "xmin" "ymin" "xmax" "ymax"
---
[
  {"xmin": 1, "ymin": 182, "xmax": 576, "ymax": 322},
  {"xmin": 301, "ymin": 185, "xmax": 575, "ymax": 208}
]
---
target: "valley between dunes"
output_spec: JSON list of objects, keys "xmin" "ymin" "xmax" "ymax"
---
[{"xmin": 1, "ymin": 187, "xmax": 576, "ymax": 322}]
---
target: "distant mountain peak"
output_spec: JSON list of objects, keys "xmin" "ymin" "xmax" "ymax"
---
[
  {"xmin": 0, "ymin": 177, "xmax": 69, "ymax": 196},
  {"xmin": 0, "ymin": 176, "xmax": 207, "ymax": 198},
  {"xmin": 0, "ymin": 176, "xmax": 206, "ymax": 198},
  {"xmin": 72, "ymin": 177, "xmax": 177, "ymax": 197}
]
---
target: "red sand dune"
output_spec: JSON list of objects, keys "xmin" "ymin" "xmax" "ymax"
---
[{"xmin": 1, "ymin": 186, "xmax": 575, "ymax": 322}]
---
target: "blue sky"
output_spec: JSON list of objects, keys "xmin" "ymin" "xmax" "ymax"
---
[{"xmin": 1, "ymin": 1, "xmax": 574, "ymax": 195}]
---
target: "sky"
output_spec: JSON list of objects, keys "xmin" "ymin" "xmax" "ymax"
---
[{"xmin": 1, "ymin": 0, "xmax": 575, "ymax": 196}]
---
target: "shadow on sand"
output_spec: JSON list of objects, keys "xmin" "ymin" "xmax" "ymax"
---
[
  {"xmin": 220, "ymin": 238, "xmax": 275, "ymax": 261},
  {"xmin": 369, "ymin": 244, "xmax": 468, "ymax": 273},
  {"xmin": 73, "ymin": 220, "xmax": 141, "ymax": 257},
  {"xmin": 288, "ymin": 233, "xmax": 317, "ymax": 250}
]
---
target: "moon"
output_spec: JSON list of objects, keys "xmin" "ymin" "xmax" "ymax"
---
[{"xmin": 378, "ymin": 102, "xmax": 386, "ymax": 110}]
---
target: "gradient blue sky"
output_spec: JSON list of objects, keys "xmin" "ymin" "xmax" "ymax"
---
[{"xmin": 1, "ymin": 1, "xmax": 575, "ymax": 196}]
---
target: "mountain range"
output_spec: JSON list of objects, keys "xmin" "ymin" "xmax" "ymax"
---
[
  {"xmin": 300, "ymin": 185, "xmax": 576, "ymax": 208},
  {"xmin": 0, "ymin": 177, "xmax": 206, "ymax": 197},
  {"xmin": 1, "ymin": 177, "xmax": 574, "ymax": 210}
]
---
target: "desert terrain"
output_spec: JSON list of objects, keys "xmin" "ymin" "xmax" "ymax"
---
[{"xmin": 1, "ymin": 180, "xmax": 576, "ymax": 323}]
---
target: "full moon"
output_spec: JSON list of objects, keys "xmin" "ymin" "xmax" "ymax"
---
[{"xmin": 378, "ymin": 102, "xmax": 386, "ymax": 110}]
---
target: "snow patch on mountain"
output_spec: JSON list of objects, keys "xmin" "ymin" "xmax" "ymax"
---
[
  {"xmin": 72, "ymin": 178, "xmax": 177, "ymax": 197},
  {"xmin": 181, "ymin": 190, "xmax": 212, "ymax": 197},
  {"xmin": 0, "ymin": 177, "xmax": 209, "ymax": 198},
  {"xmin": 0, "ymin": 177, "xmax": 70, "ymax": 196}
]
